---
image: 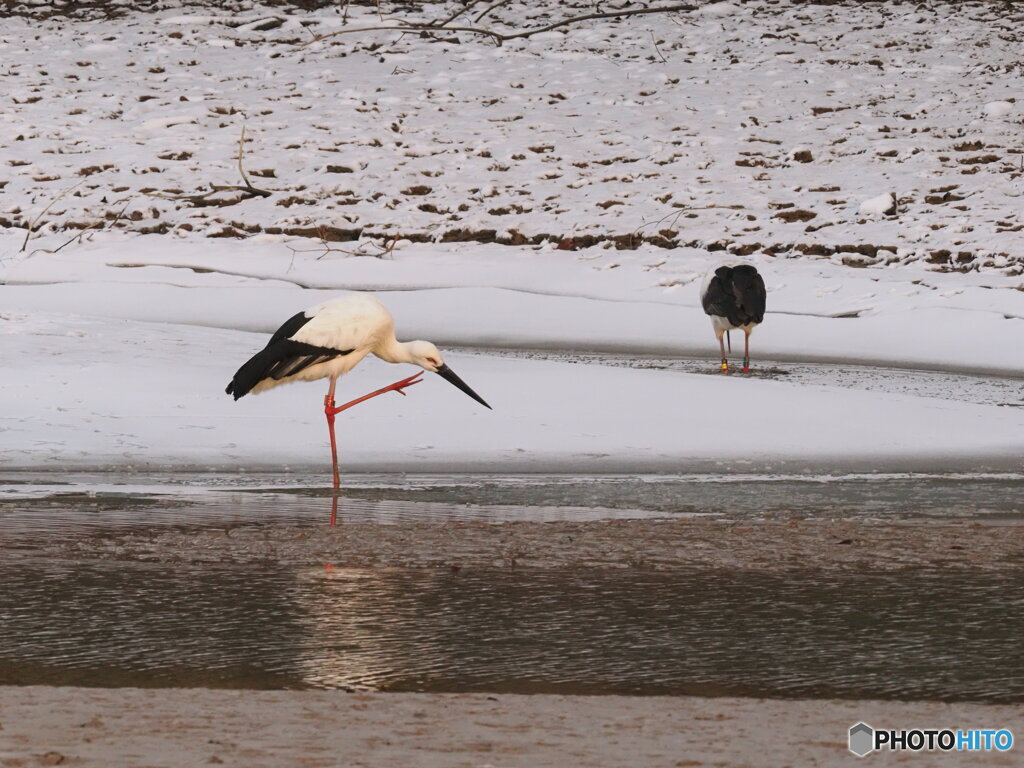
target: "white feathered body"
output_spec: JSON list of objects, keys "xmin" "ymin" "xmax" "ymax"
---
[
  {"xmin": 247, "ymin": 293, "xmax": 401, "ymax": 395},
  {"xmin": 226, "ymin": 290, "xmax": 489, "ymax": 417}
]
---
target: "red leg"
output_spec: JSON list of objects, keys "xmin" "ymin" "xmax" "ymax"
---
[
  {"xmin": 323, "ymin": 372, "xmax": 424, "ymax": 490},
  {"xmin": 718, "ymin": 333, "xmax": 728, "ymax": 372},
  {"xmin": 324, "ymin": 378, "xmax": 341, "ymax": 490},
  {"xmin": 743, "ymin": 331, "xmax": 750, "ymax": 373},
  {"xmin": 325, "ymin": 372, "xmax": 424, "ymax": 417}
]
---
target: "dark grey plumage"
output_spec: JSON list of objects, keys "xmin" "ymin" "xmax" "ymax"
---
[{"xmin": 701, "ymin": 264, "xmax": 766, "ymax": 327}]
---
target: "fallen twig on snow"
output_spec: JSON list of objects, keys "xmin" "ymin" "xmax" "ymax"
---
[
  {"xmin": 305, "ymin": 3, "xmax": 698, "ymax": 47},
  {"xmin": 635, "ymin": 203, "xmax": 746, "ymax": 241},
  {"xmin": 29, "ymin": 199, "xmax": 133, "ymax": 257},
  {"xmin": 145, "ymin": 125, "xmax": 271, "ymax": 207},
  {"xmin": 286, "ymin": 229, "xmax": 399, "ymax": 271},
  {"xmin": 474, "ymin": 0, "xmax": 515, "ymax": 24},
  {"xmin": 19, "ymin": 179, "xmax": 87, "ymax": 252}
]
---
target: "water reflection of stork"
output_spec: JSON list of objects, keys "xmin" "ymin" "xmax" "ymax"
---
[{"xmin": 226, "ymin": 293, "xmax": 491, "ymax": 489}]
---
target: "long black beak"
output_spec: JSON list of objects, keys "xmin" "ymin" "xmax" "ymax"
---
[{"xmin": 435, "ymin": 363, "xmax": 491, "ymax": 409}]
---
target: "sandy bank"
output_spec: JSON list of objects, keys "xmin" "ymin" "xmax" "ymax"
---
[{"xmin": 1, "ymin": 687, "xmax": 1021, "ymax": 768}]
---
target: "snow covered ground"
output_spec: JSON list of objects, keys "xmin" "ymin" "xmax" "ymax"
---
[
  {"xmin": 1, "ymin": 1, "xmax": 1022, "ymax": 474},
  {"xmin": 1, "ymin": 0, "xmax": 1022, "ymax": 269},
  {"xmin": 1, "ymin": 231, "xmax": 1022, "ymax": 472}
]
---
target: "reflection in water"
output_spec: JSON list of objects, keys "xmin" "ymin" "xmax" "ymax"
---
[
  {"xmin": 1, "ymin": 560, "xmax": 1022, "ymax": 702},
  {"xmin": 3, "ymin": 473, "xmax": 1022, "ymax": 700},
  {"xmin": 0, "ymin": 490, "xmax": 672, "ymax": 551},
  {"xmin": 329, "ymin": 474, "xmax": 1024, "ymax": 521},
  {"xmin": 4, "ymin": 474, "xmax": 1023, "ymax": 549},
  {"xmin": 295, "ymin": 567, "xmax": 408, "ymax": 691}
]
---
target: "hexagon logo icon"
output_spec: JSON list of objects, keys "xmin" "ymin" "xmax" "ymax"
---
[{"xmin": 849, "ymin": 722, "xmax": 875, "ymax": 757}]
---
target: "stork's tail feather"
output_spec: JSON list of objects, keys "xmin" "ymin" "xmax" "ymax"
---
[
  {"xmin": 226, "ymin": 340, "xmax": 350, "ymax": 400},
  {"xmin": 226, "ymin": 346, "xmax": 280, "ymax": 400}
]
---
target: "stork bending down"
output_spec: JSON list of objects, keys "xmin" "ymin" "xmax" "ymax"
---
[
  {"xmin": 226, "ymin": 293, "xmax": 490, "ymax": 488},
  {"xmin": 700, "ymin": 263, "xmax": 767, "ymax": 372}
]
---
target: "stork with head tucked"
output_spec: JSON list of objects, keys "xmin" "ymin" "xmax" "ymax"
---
[
  {"xmin": 226, "ymin": 293, "xmax": 490, "ymax": 488},
  {"xmin": 700, "ymin": 263, "xmax": 767, "ymax": 372}
]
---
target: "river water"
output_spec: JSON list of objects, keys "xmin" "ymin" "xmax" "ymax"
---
[{"xmin": 1, "ymin": 470, "xmax": 1022, "ymax": 701}]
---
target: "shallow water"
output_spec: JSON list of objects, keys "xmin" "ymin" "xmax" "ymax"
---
[
  {"xmin": 460, "ymin": 349, "xmax": 1024, "ymax": 407},
  {"xmin": 320, "ymin": 473, "xmax": 1024, "ymax": 521},
  {"xmin": 1, "ymin": 561, "xmax": 1022, "ymax": 702},
  {"xmin": 3, "ymin": 472, "xmax": 1023, "ymax": 538},
  {"xmin": 2, "ymin": 471, "xmax": 1022, "ymax": 701}
]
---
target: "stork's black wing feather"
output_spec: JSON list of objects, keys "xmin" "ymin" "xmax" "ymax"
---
[
  {"xmin": 740, "ymin": 270, "xmax": 767, "ymax": 324},
  {"xmin": 268, "ymin": 311, "xmax": 312, "ymax": 345},
  {"xmin": 702, "ymin": 266, "xmax": 766, "ymax": 326},
  {"xmin": 730, "ymin": 265, "xmax": 765, "ymax": 325},
  {"xmin": 225, "ymin": 311, "xmax": 353, "ymax": 400},
  {"xmin": 702, "ymin": 271, "xmax": 746, "ymax": 327}
]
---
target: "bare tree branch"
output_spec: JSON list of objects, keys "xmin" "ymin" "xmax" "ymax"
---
[
  {"xmin": 650, "ymin": 31, "xmax": 668, "ymax": 63},
  {"xmin": 431, "ymin": 0, "xmax": 488, "ymax": 28},
  {"xmin": 146, "ymin": 125, "xmax": 270, "ymax": 207},
  {"xmin": 634, "ymin": 203, "xmax": 745, "ymax": 241},
  {"xmin": 286, "ymin": 228, "xmax": 398, "ymax": 266},
  {"xmin": 307, "ymin": 22, "xmax": 504, "ymax": 45},
  {"xmin": 307, "ymin": 3, "xmax": 698, "ymax": 47},
  {"xmin": 31, "ymin": 199, "xmax": 133, "ymax": 256},
  {"xmin": 474, "ymin": 0, "xmax": 515, "ymax": 24},
  {"xmin": 236, "ymin": 125, "xmax": 258, "ymax": 191},
  {"xmin": 498, "ymin": 4, "xmax": 698, "ymax": 42},
  {"xmin": 20, "ymin": 179, "xmax": 87, "ymax": 252}
]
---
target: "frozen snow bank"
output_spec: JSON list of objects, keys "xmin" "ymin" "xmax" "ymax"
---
[
  {"xmin": 2, "ymin": 233, "xmax": 1022, "ymax": 376},
  {"xmin": 1, "ymin": 313, "xmax": 1021, "ymax": 473}
]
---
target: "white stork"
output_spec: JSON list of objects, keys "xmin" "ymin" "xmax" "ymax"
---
[
  {"xmin": 226, "ymin": 293, "xmax": 490, "ymax": 488},
  {"xmin": 699, "ymin": 263, "xmax": 767, "ymax": 372}
]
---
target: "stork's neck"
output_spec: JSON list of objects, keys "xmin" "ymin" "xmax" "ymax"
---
[{"xmin": 375, "ymin": 335, "xmax": 416, "ymax": 364}]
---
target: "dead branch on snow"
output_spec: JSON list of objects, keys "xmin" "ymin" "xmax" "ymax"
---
[
  {"xmin": 305, "ymin": 3, "xmax": 699, "ymax": 47},
  {"xmin": 146, "ymin": 125, "xmax": 271, "ymax": 208}
]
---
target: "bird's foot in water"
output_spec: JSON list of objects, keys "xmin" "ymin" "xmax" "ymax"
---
[{"xmin": 325, "ymin": 373, "xmax": 425, "ymax": 418}]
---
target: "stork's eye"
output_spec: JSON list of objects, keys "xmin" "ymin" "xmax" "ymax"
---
[{"xmin": 426, "ymin": 357, "xmax": 438, "ymax": 366}]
